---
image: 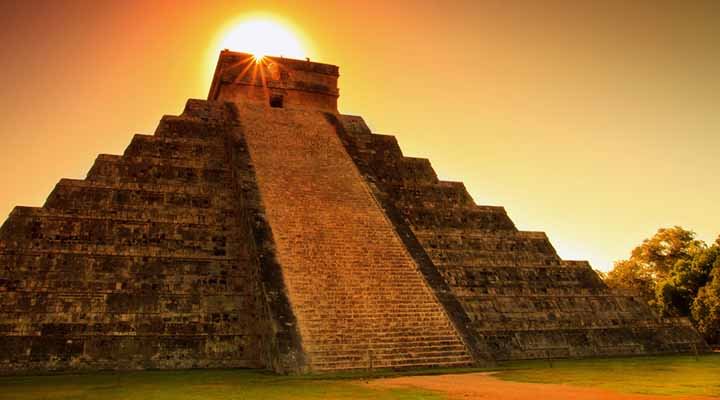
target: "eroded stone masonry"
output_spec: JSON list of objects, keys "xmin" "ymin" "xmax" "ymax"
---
[{"xmin": 0, "ymin": 51, "xmax": 708, "ymax": 374}]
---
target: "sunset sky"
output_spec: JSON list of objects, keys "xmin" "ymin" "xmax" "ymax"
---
[{"xmin": 1, "ymin": 0, "xmax": 718, "ymax": 271}]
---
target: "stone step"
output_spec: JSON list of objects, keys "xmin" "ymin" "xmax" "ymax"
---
[
  {"xmin": 414, "ymin": 227, "xmax": 548, "ymax": 240},
  {"xmin": 302, "ymin": 332, "xmax": 463, "ymax": 346},
  {"xmin": 299, "ymin": 314, "xmax": 455, "ymax": 326},
  {"xmin": 305, "ymin": 337, "xmax": 466, "ymax": 351},
  {"xmin": 384, "ymin": 181, "xmax": 475, "ymax": 208},
  {"xmin": 560, "ymin": 260, "xmax": 592, "ymax": 268},
  {"xmin": 48, "ymin": 179, "xmax": 232, "ymax": 196},
  {"xmin": 443, "ymin": 279, "xmax": 603, "ymax": 291},
  {"xmin": 2, "ymin": 209, "xmax": 230, "ymax": 235},
  {"xmin": 288, "ymin": 278, "xmax": 439, "ymax": 288},
  {"xmin": 0, "ymin": 273, "xmax": 255, "ymax": 295},
  {"xmin": 309, "ymin": 349, "xmax": 471, "ymax": 365},
  {"xmin": 290, "ymin": 294, "xmax": 445, "ymax": 304},
  {"xmin": 179, "ymin": 99, "xmax": 236, "ymax": 121},
  {"xmin": 0, "ymin": 247, "xmax": 235, "ymax": 261},
  {"xmin": 290, "ymin": 275, "xmax": 430, "ymax": 284},
  {"xmin": 3, "ymin": 205, "xmax": 236, "ymax": 227},
  {"xmin": 300, "ymin": 310, "xmax": 454, "ymax": 320},
  {"xmin": 310, "ymin": 355, "xmax": 473, "ymax": 372},
  {"xmin": 286, "ymin": 284, "xmax": 439, "ymax": 294},
  {"xmin": 427, "ymin": 248, "xmax": 560, "ymax": 268},
  {"xmin": 87, "ymin": 154, "xmax": 230, "ymax": 186},
  {"xmin": 0, "ymin": 242, "xmax": 231, "ymax": 259},
  {"xmin": 154, "ymin": 115, "xmax": 223, "ymax": 140},
  {"xmin": 124, "ymin": 134, "xmax": 225, "ymax": 161},
  {"xmin": 404, "ymin": 206, "xmax": 517, "ymax": 231},
  {"xmin": 43, "ymin": 179, "xmax": 233, "ymax": 211},
  {"xmin": 366, "ymin": 157, "xmax": 438, "ymax": 185},
  {"xmin": 0, "ymin": 292, "xmax": 256, "ymax": 317},
  {"xmin": 107, "ymin": 154, "xmax": 227, "ymax": 171},
  {"xmin": 2, "ymin": 211, "xmax": 230, "ymax": 236},
  {"xmin": 299, "ymin": 310, "xmax": 449, "ymax": 321},
  {"xmin": 473, "ymin": 318, "xmax": 673, "ymax": 332},
  {"xmin": 289, "ymin": 288, "xmax": 441, "ymax": 297},
  {"xmin": 307, "ymin": 342, "xmax": 468, "ymax": 357},
  {"xmin": 297, "ymin": 307, "xmax": 449, "ymax": 318},
  {"xmin": 300, "ymin": 325, "xmax": 459, "ymax": 338},
  {"xmin": 359, "ymin": 134, "xmax": 403, "ymax": 157},
  {"xmin": 0, "ymin": 251, "xmax": 238, "ymax": 267},
  {"xmin": 436, "ymin": 263, "xmax": 597, "ymax": 277},
  {"xmin": 0, "ymin": 212, "xmax": 234, "ymax": 257},
  {"xmin": 471, "ymin": 309, "xmax": 657, "ymax": 322},
  {"xmin": 415, "ymin": 230, "xmax": 557, "ymax": 255},
  {"xmin": 300, "ymin": 319, "xmax": 457, "ymax": 332},
  {"xmin": 457, "ymin": 289, "xmax": 640, "ymax": 299}
]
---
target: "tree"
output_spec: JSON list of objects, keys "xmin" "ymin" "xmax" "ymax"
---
[
  {"xmin": 604, "ymin": 258, "xmax": 655, "ymax": 300},
  {"xmin": 629, "ymin": 226, "xmax": 705, "ymax": 279},
  {"xmin": 692, "ymin": 262, "xmax": 720, "ymax": 344},
  {"xmin": 655, "ymin": 245, "xmax": 717, "ymax": 316},
  {"xmin": 605, "ymin": 229, "xmax": 720, "ymax": 343},
  {"xmin": 605, "ymin": 226, "xmax": 705, "ymax": 308}
]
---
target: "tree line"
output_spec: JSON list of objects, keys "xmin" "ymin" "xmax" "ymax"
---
[{"xmin": 600, "ymin": 226, "xmax": 720, "ymax": 345}]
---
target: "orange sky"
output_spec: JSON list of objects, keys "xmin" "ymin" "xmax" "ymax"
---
[{"xmin": 1, "ymin": 0, "xmax": 718, "ymax": 270}]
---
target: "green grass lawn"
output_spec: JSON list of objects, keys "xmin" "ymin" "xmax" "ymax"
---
[
  {"xmin": 0, "ymin": 354, "xmax": 717, "ymax": 400},
  {"xmin": 495, "ymin": 353, "xmax": 720, "ymax": 397},
  {"xmin": 0, "ymin": 369, "xmax": 444, "ymax": 400}
]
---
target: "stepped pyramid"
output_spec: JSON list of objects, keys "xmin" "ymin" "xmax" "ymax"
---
[{"xmin": 0, "ymin": 51, "xmax": 707, "ymax": 374}]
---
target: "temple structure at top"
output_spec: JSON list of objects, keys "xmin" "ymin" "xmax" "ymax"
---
[{"xmin": 209, "ymin": 50, "xmax": 340, "ymax": 112}]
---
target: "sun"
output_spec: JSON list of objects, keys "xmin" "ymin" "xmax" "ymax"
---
[{"xmin": 215, "ymin": 16, "xmax": 307, "ymax": 61}]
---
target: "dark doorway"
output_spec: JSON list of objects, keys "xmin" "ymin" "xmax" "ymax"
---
[{"xmin": 270, "ymin": 95, "xmax": 284, "ymax": 108}]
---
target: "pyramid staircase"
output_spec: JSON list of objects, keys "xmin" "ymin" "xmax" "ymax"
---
[{"xmin": 232, "ymin": 104, "xmax": 474, "ymax": 371}]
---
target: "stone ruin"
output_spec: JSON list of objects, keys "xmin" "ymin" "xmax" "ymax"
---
[{"xmin": 0, "ymin": 51, "xmax": 708, "ymax": 374}]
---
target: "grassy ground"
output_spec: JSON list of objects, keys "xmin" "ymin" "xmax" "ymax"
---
[
  {"xmin": 0, "ymin": 354, "xmax": 717, "ymax": 399},
  {"xmin": 0, "ymin": 369, "xmax": 442, "ymax": 400},
  {"xmin": 495, "ymin": 353, "xmax": 720, "ymax": 397}
]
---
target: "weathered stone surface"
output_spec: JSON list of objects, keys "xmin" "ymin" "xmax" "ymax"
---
[
  {"xmin": 0, "ymin": 100, "xmax": 302, "ymax": 374},
  {"xmin": 231, "ymin": 103, "xmax": 473, "ymax": 371},
  {"xmin": 0, "ymin": 50, "xmax": 708, "ymax": 375},
  {"xmin": 331, "ymin": 112, "xmax": 709, "ymax": 360}
]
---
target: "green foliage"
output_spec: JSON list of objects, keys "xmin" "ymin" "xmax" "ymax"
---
[
  {"xmin": 605, "ymin": 226, "xmax": 706, "ymax": 306},
  {"xmin": 691, "ymin": 256, "xmax": 720, "ymax": 343},
  {"xmin": 628, "ymin": 226, "xmax": 705, "ymax": 278},
  {"xmin": 604, "ymin": 227, "xmax": 720, "ymax": 343},
  {"xmin": 603, "ymin": 258, "xmax": 655, "ymax": 300},
  {"xmin": 654, "ymin": 247, "xmax": 716, "ymax": 316}
]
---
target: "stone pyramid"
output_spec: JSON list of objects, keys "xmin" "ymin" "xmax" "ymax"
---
[{"xmin": 0, "ymin": 51, "xmax": 707, "ymax": 374}]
